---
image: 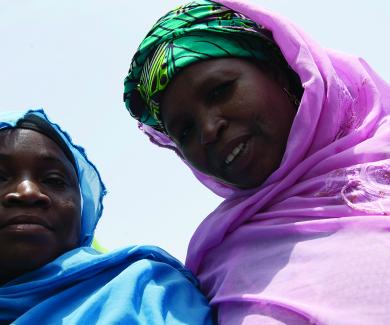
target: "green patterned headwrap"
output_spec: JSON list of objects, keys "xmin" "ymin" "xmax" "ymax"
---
[{"xmin": 124, "ymin": 0, "xmax": 284, "ymax": 132}]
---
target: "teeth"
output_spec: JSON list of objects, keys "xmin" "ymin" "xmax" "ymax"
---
[{"xmin": 225, "ymin": 142, "xmax": 245, "ymax": 165}]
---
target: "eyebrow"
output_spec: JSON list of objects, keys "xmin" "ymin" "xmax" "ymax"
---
[
  {"xmin": 39, "ymin": 155, "xmax": 71, "ymax": 166},
  {"xmin": 0, "ymin": 152, "xmax": 59, "ymax": 162},
  {"xmin": 0, "ymin": 152, "xmax": 74, "ymax": 172}
]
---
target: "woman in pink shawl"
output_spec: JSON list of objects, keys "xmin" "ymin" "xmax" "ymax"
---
[{"xmin": 124, "ymin": 0, "xmax": 390, "ymax": 323}]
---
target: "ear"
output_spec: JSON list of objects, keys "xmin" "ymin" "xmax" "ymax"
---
[{"xmin": 274, "ymin": 63, "xmax": 304, "ymax": 102}]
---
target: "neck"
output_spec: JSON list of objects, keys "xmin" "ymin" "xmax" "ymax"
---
[{"xmin": 0, "ymin": 268, "xmax": 30, "ymax": 286}]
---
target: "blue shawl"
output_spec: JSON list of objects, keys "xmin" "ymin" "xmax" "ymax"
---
[
  {"xmin": 0, "ymin": 110, "xmax": 212, "ymax": 324},
  {"xmin": 0, "ymin": 246, "xmax": 212, "ymax": 324}
]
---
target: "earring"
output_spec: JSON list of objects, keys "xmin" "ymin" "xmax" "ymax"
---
[{"xmin": 282, "ymin": 87, "xmax": 300, "ymax": 108}]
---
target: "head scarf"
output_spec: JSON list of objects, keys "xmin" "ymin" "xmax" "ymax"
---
[
  {"xmin": 0, "ymin": 109, "xmax": 106, "ymax": 246},
  {"xmin": 124, "ymin": 0, "xmax": 300, "ymax": 132},
  {"xmin": 124, "ymin": 0, "xmax": 390, "ymax": 323}
]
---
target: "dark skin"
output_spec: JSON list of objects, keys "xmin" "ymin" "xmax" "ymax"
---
[
  {"xmin": 161, "ymin": 58, "xmax": 296, "ymax": 189},
  {"xmin": 0, "ymin": 129, "xmax": 81, "ymax": 285}
]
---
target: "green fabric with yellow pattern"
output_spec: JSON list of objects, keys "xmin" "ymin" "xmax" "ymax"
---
[{"xmin": 124, "ymin": 0, "xmax": 279, "ymax": 132}]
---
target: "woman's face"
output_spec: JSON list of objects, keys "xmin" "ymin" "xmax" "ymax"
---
[
  {"xmin": 161, "ymin": 58, "xmax": 296, "ymax": 189},
  {"xmin": 0, "ymin": 129, "xmax": 81, "ymax": 280}
]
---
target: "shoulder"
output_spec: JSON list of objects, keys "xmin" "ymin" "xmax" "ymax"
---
[
  {"xmin": 91, "ymin": 245, "xmax": 214, "ymax": 324},
  {"xmin": 5, "ymin": 246, "xmax": 214, "ymax": 324}
]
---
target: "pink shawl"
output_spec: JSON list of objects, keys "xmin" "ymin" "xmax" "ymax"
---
[{"xmin": 141, "ymin": 0, "xmax": 390, "ymax": 323}]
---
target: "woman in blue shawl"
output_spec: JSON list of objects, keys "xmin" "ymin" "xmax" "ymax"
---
[{"xmin": 0, "ymin": 109, "xmax": 212, "ymax": 324}]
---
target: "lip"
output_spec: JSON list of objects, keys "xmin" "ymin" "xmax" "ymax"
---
[
  {"xmin": 216, "ymin": 134, "xmax": 251, "ymax": 170},
  {"xmin": 0, "ymin": 215, "xmax": 53, "ymax": 231}
]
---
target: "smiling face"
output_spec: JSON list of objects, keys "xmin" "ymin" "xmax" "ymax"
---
[
  {"xmin": 161, "ymin": 58, "xmax": 296, "ymax": 189},
  {"xmin": 0, "ymin": 129, "xmax": 81, "ymax": 283}
]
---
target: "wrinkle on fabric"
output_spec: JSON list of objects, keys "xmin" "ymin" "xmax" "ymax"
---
[
  {"xmin": 130, "ymin": 0, "xmax": 390, "ymax": 323},
  {"xmin": 0, "ymin": 246, "xmax": 212, "ymax": 324}
]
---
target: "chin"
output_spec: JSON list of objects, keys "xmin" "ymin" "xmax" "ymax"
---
[
  {"xmin": 18, "ymin": 251, "xmax": 58, "ymax": 270},
  {"xmin": 1, "ymin": 244, "xmax": 69, "ymax": 276},
  {"xmin": 231, "ymin": 174, "xmax": 268, "ymax": 189}
]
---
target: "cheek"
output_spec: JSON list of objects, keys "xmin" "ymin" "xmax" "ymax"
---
[
  {"xmin": 58, "ymin": 196, "xmax": 81, "ymax": 244},
  {"xmin": 182, "ymin": 146, "xmax": 212, "ymax": 175},
  {"xmin": 234, "ymin": 85, "xmax": 268, "ymax": 123},
  {"xmin": 270, "ymin": 101, "xmax": 296, "ymax": 141},
  {"xmin": 255, "ymin": 89, "xmax": 295, "ymax": 135}
]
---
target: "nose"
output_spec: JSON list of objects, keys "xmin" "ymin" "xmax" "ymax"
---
[
  {"xmin": 200, "ymin": 113, "xmax": 228, "ymax": 145},
  {"xmin": 3, "ymin": 179, "xmax": 51, "ymax": 207}
]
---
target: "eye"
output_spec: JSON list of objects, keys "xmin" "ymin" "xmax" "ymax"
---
[
  {"xmin": 0, "ymin": 171, "xmax": 8, "ymax": 183},
  {"xmin": 207, "ymin": 80, "xmax": 235, "ymax": 103},
  {"xmin": 42, "ymin": 174, "xmax": 67, "ymax": 188}
]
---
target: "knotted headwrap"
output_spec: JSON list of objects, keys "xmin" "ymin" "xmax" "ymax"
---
[{"xmin": 124, "ymin": 0, "xmax": 293, "ymax": 132}]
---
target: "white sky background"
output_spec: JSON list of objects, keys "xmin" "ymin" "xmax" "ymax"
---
[{"xmin": 1, "ymin": 0, "xmax": 389, "ymax": 262}]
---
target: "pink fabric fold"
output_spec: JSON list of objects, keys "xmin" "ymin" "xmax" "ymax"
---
[{"xmin": 141, "ymin": 0, "xmax": 390, "ymax": 323}]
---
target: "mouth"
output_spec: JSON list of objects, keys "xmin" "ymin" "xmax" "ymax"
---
[
  {"xmin": 0, "ymin": 215, "xmax": 53, "ymax": 231},
  {"xmin": 224, "ymin": 141, "xmax": 247, "ymax": 166}
]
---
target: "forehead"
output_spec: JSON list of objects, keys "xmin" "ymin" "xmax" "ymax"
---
[
  {"xmin": 161, "ymin": 58, "xmax": 262, "ymax": 119},
  {"xmin": 161, "ymin": 58, "xmax": 237, "ymax": 107},
  {"xmin": 162, "ymin": 58, "xmax": 261, "ymax": 99},
  {"xmin": 171, "ymin": 58, "xmax": 245, "ymax": 85},
  {"xmin": 0, "ymin": 128, "xmax": 73, "ymax": 168}
]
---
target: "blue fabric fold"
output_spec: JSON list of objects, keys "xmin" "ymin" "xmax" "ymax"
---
[{"xmin": 0, "ymin": 245, "xmax": 212, "ymax": 324}]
